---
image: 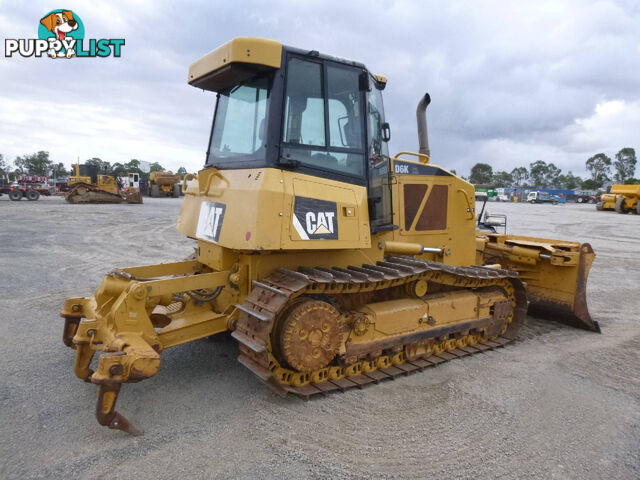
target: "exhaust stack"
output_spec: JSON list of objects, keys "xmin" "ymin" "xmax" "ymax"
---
[{"xmin": 416, "ymin": 93, "xmax": 431, "ymax": 156}]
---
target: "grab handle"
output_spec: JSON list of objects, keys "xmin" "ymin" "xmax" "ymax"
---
[
  {"xmin": 182, "ymin": 173, "xmax": 197, "ymax": 195},
  {"xmin": 203, "ymin": 170, "xmax": 229, "ymax": 197}
]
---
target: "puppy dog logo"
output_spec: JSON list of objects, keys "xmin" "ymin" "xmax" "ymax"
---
[
  {"xmin": 39, "ymin": 10, "xmax": 80, "ymax": 58},
  {"xmin": 293, "ymin": 197, "xmax": 338, "ymax": 240},
  {"xmin": 4, "ymin": 10, "xmax": 125, "ymax": 59}
]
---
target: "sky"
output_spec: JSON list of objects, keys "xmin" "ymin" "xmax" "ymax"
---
[{"xmin": 1, "ymin": 0, "xmax": 639, "ymax": 178}]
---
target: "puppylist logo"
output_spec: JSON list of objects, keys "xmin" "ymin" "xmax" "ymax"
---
[{"xmin": 4, "ymin": 9, "xmax": 125, "ymax": 59}]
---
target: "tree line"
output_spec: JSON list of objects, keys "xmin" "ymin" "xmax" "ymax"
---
[
  {"xmin": 0, "ymin": 151, "xmax": 189, "ymax": 182},
  {"xmin": 3, "ymin": 148, "xmax": 637, "ymax": 190},
  {"xmin": 0, "ymin": 151, "xmax": 68, "ymax": 178},
  {"xmin": 80, "ymin": 158, "xmax": 188, "ymax": 182},
  {"xmin": 468, "ymin": 147, "xmax": 638, "ymax": 189}
]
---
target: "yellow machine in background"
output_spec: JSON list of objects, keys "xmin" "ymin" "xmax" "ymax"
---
[
  {"xmin": 65, "ymin": 163, "xmax": 143, "ymax": 204},
  {"xmin": 66, "ymin": 163, "xmax": 119, "ymax": 202},
  {"xmin": 596, "ymin": 184, "xmax": 640, "ymax": 214},
  {"xmin": 61, "ymin": 38, "xmax": 599, "ymax": 434},
  {"xmin": 596, "ymin": 192, "xmax": 618, "ymax": 211},
  {"xmin": 148, "ymin": 171, "xmax": 181, "ymax": 197}
]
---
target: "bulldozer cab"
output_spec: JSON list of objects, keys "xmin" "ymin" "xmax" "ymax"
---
[
  {"xmin": 69, "ymin": 163, "xmax": 99, "ymax": 186},
  {"xmin": 192, "ymin": 38, "xmax": 394, "ymax": 231}
]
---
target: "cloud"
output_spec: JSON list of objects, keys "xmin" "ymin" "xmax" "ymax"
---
[
  {"xmin": 0, "ymin": 0, "xmax": 639, "ymax": 179},
  {"xmin": 565, "ymin": 99, "xmax": 640, "ymax": 154}
]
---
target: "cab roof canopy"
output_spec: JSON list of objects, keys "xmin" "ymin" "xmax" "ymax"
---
[
  {"xmin": 188, "ymin": 37, "xmax": 386, "ymax": 92},
  {"xmin": 188, "ymin": 37, "xmax": 283, "ymax": 92}
]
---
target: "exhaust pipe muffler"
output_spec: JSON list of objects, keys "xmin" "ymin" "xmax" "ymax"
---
[{"xmin": 416, "ymin": 93, "xmax": 431, "ymax": 156}]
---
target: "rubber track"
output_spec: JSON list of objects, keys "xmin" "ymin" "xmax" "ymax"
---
[{"xmin": 233, "ymin": 256, "xmax": 527, "ymax": 399}]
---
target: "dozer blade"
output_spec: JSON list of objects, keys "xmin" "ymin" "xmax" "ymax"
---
[
  {"xmin": 121, "ymin": 190, "xmax": 143, "ymax": 204},
  {"xmin": 478, "ymin": 233, "xmax": 600, "ymax": 332}
]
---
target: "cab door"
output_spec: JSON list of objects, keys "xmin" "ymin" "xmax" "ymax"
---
[{"xmin": 366, "ymin": 78, "xmax": 393, "ymax": 231}]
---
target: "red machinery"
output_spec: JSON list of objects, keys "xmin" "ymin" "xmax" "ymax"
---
[{"xmin": 0, "ymin": 174, "xmax": 52, "ymax": 201}]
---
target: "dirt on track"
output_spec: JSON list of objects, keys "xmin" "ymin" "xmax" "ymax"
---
[{"xmin": 1, "ymin": 196, "xmax": 639, "ymax": 479}]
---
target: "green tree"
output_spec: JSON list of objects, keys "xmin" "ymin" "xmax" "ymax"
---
[
  {"xmin": 14, "ymin": 151, "xmax": 53, "ymax": 175},
  {"xmin": 149, "ymin": 162, "xmax": 164, "ymax": 173},
  {"xmin": 469, "ymin": 163, "xmax": 493, "ymax": 184},
  {"xmin": 543, "ymin": 163, "xmax": 562, "ymax": 187},
  {"xmin": 585, "ymin": 153, "xmax": 612, "ymax": 188},
  {"xmin": 124, "ymin": 159, "xmax": 143, "ymax": 174},
  {"xmin": 51, "ymin": 162, "xmax": 67, "ymax": 178},
  {"xmin": 581, "ymin": 178, "xmax": 600, "ymax": 190},
  {"xmin": 0, "ymin": 153, "xmax": 9, "ymax": 175},
  {"xmin": 111, "ymin": 162, "xmax": 126, "ymax": 177},
  {"xmin": 492, "ymin": 171, "xmax": 513, "ymax": 187},
  {"xmin": 529, "ymin": 160, "xmax": 549, "ymax": 187},
  {"xmin": 613, "ymin": 147, "xmax": 636, "ymax": 183},
  {"xmin": 510, "ymin": 167, "xmax": 528, "ymax": 186},
  {"xmin": 124, "ymin": 159, "xmax": 150, "ymax": 181},
  {"xmin": 176, "ymin": 166, "xmax": 187, "ymax": 176},
  {"xmin": 557, "ymin": 171, "xmax": 582, "ymax": 189}
]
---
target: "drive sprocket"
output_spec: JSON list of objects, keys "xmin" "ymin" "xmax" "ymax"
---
[{"xmin": 274, "ymin": 299, "xmax": 342, "ymax": 373}]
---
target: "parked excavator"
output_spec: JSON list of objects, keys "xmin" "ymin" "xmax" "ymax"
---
[
  {"xmin": 60, "ymin": 38, "xmax": 598, "ymax": 434},
  {"xmin": 65, "ymin": 163, "xmax": 143, "ymax": 204}
]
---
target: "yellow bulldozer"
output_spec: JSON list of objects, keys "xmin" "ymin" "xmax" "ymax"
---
[
  {"xmin": 148, "ymin": 170, "xmax": 181, "ymax": 197},
  {"xmin": 65, "ymin": 163, "xmax": 143, "ymax": 204},
  {"xmin": 60, "ymin": 38, "xmax": 598, "ymax": 434},
  {"xmin": 596, "ymin": 184, "xmax": 640, "ymax": 214}
]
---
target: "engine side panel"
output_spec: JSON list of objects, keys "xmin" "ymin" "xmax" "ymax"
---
[
  {"xmin": 389, "ymin": 158, "xmax": 477, "ymax": 266},
  {"xmin": 177, "ymin": 167, "xmax": 370, "ymax": 251}
]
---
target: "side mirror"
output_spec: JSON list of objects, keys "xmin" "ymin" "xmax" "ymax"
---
[{"xmin": 381, "ymin": 122, "xmax": 391, "ymax": 142}]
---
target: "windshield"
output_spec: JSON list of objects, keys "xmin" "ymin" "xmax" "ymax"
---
[{"xmin": 206, "ymin": 74, "xmax": 271, "ymax": 166}]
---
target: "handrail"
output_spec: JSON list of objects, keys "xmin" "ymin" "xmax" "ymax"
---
[
  {"xmin": 394, "ymin": 151, "xmax": 430, "ymax": 164},
  {"xmin": 457, "ymin": 188, "xmax": 475, "ymax": 220}
]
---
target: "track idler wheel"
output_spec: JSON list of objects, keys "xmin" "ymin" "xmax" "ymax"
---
[{"xmin": 272, "ymin": 299, "xmax": 342, "ymax": 373}]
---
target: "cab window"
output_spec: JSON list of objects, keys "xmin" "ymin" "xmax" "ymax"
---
[
  {"xmin": 283, "ymin": 59, "xmax": 325, "ymax": 147},
  {"xmin": 207, "ymin": 75, "xmax": 270, "ymax": 165},
  {"xmin": 282, "ymin": 57, "xmax": 365, "ymax": 177}
]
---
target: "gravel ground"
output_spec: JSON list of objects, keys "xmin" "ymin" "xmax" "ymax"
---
[{"xmin": 1, "ymin": 195, "xmax": 639, "ymax": 479}]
